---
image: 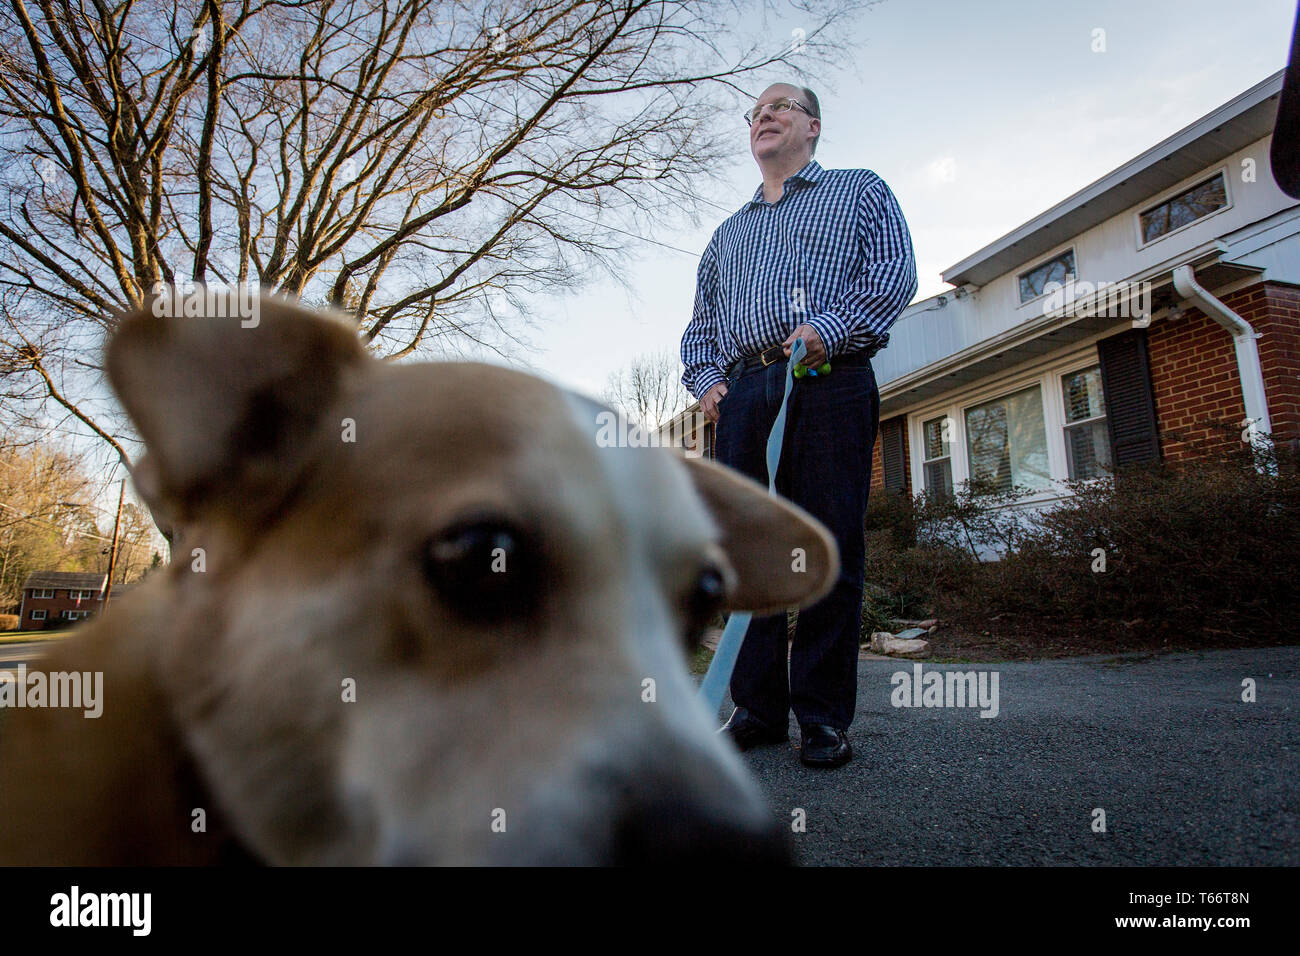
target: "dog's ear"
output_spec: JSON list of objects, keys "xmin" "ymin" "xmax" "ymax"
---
[
  {"xmin": 683, "ymin": 455, "xmax": 840, "ymax": 615},
  {"xmin": 106, "ymin": 292, "xmax": 369, "ymax": 524}
]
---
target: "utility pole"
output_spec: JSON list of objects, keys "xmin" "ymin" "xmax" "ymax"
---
[{"xmin": 101, "ymin": 479, "xmax": 125, "ymax": 606}]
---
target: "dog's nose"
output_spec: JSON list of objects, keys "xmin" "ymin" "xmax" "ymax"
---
[{"xmin": 610, "ymin": 798, "xmax": 792, "ymax": 865}]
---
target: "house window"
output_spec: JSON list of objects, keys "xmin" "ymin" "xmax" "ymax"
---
[
  {"xmin": 70, "ymin": 589, "xmax": 97, "ymax": 600},
  {"xmin": 31, "ymin": 588, "xmax": 55, "ymax": 599},
  {"xmin": 62, "ymin": 610, "xmax": 88, "ymax": 620},
  {"xmin": 1018, "ymin": 249, "xmax": 1075, "ymax": 304},
  {"xmin": 1062, "ymin": 366, "xmax": 1112, "ymax": 479},
  {"xmin": 1139, "ymin": 173, "xmax": 1227, "ymax": 243},
  {"xmin": 964, "ymin": 386, "xmax": 1051, "ymax": 493},
  {"xmin": 921, "ymin": 416, "xmax": 953, "ymax": 496},
  {"xmin": 31, "ymin": 610, "xmax": 46, "ymax": 620}
]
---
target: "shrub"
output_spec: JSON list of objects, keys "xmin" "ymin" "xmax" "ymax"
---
[
  {"xmin": 0, "ymin": 614, "xmax": 18, "ymax": 632},
  {"xmin": 860, "ymin": 432, "xmax": 1300, "ymax": 646}
]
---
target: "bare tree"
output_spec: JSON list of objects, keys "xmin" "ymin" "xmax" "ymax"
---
[
  {"xmin": 603, "ymin": 347, "xmax": 689, "ymax": 428},
  {"xmin": 0, "ymin": 431, "xmax": 107, "ymax": 607},
  {"xmin": 0, "ymin": 0, "xmax": 870, "ymax": 481}
]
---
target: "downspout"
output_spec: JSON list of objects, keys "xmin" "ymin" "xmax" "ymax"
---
[{"xmin": 1171, "ymin": 264, "xmax": 1273, "ymax": 464}]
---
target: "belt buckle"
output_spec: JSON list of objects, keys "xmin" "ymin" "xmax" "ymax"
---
[{"xmin": 759, "ymin": 345, "xmax": 784, "ymax": 367}]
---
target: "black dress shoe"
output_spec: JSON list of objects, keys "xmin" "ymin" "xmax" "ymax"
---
[
  {"xmin": 799, "ymin": 724, "xmax": 852, "ymax": 768},
  {"xmin": 719, "ymin": 707, "xmax": 788, "ymax": 752}
]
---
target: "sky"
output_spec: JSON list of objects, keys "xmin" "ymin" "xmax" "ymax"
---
[{"xmin": 509, "ymin": 0, "xmax": 1298, "ymax": 403}]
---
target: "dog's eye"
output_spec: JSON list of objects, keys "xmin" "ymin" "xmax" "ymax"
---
[
  {"xmin": 423, "ymin": 520, "xmax": 541, "ymax": 620},
  {"xmin": 684, "ymin": 565, "xmax": 727, "ymax": 648}
]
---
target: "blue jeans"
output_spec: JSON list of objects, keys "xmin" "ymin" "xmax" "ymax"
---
[{"xmin": 714, "ymin": 357, "xmax": 879, "ymax": 731}]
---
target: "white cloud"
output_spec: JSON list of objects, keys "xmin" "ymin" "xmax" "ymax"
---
[{"xmin": 926, "ymin": 156, "xmax": 957, "ymax": 186}]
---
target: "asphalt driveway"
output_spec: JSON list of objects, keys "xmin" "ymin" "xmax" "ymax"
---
[{"xmin": 725, "ymin": 647, "xmax": 1299, "ymax": 865}]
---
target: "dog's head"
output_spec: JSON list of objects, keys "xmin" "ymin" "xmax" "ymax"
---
[{"xmin": 105, "ymin": 293, "xmax": 838, "ymax": 865}]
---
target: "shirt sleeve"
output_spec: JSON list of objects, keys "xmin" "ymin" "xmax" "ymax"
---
[
  {"xmin": 680, "ymin": 236, "xmax": 728, "ymax": 400},
  {"xmin": 804, "ymin": 177, "xmax": 918, "ymax": 359}
]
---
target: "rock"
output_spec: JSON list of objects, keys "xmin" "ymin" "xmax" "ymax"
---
[
  {"xmin": 895, "ymin": 627, "xmax": 928, "ymax": 640},
  {"xmin": 917, "ymin": 619, "xmax": 938, "ymax": 629},
  {"xmin": 873, "ymin": 635, "xmax": 931, "ymax": 659},
  {"xmin": 869, "ymin": 631, "xmax": 894, "ymax": 653},
  {"xmin": 927, "ymin": 625, "xmax": 939, "ymax": 634}
]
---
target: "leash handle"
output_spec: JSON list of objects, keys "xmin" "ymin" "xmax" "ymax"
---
[{"xmin": 698, "ymin": 338, "xmax": 806, "ymax": 714}]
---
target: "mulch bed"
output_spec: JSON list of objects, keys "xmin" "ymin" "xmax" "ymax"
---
[{"xmin": 918, "ymin": 614, "xmax": 1297, "ymax": 662}]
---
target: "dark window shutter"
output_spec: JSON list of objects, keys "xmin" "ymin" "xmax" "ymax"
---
[
  {"xmin": 1097, "ymin": 328, "xmax": 1161, "ymax": 467},
  {"xmin": 880, "ymin": 416, "xmax": 907, "ymax": 492}
]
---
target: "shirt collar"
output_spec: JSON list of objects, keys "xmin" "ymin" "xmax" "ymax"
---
[{"xmin": 749, "ymin": 159, "xmax": 824, "ymax": 206}]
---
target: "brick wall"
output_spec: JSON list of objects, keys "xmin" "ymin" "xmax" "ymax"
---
[
  {"xmin": 1148, "ymin": 281, "xmax": 1300, "ymax": 461},
  {"xmin": 21, "ymin": 591, "xmax": 103, "ymax": 630},
  {"xmin": 1252, "ymin": 282, "xmax": 1300, "ymax": 450},
  {"xmin": 870, "ymin": 432, "xmax": 884, "ymax": 495}
]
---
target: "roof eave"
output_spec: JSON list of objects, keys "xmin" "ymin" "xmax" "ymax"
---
[{"xmin": 941, "ymin": 70, "xmax": 1286, "ymax": 288}]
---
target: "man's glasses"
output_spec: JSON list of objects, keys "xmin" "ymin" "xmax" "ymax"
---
[{"xmin": 743, "ymin": 97, "xmax": 815, "ymax": 126}]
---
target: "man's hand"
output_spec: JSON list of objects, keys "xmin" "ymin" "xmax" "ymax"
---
[
  {"xmin": 701, "ymin": 381, "xmax": 728, "ymax": 423},
  {"xmin": 783, "ymin": 324, "xmax": 827, "ymax": 368}
]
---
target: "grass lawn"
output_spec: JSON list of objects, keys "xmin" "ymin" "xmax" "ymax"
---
[{"xmin": 690, "ymin": 643, "xmax": 715, "ymax": 676}]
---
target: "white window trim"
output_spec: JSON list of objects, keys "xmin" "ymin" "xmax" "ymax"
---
[
  {"xmin": 1134, "ymin": 166, "xmax": 1233, "ymax": 251},
  {"xmin": 31, "ymin": 588, "xmax": 55, "ymax": 599},
  {"xmin": 1060, "ymin": 368, "xmax": 1112, "ymax": 481},
  {"xmin": 908, "ymin": 347, "xmax": 1107, "ymax": 505},
  {"xmin": 1016, "ymin": 245, "xmax": 1077, "ymax": 310},
  {"xmin": 31, "ymin": 609, "xmax": 46, "ymax": 620},
  {"xmin": 918, "ymin": 414, "xmax": 954, "ymax": 493}
]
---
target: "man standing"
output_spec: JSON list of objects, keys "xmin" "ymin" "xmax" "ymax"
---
[{"xmin": 680, "ymin": 82, "xmax": 916, "ymax": 768}]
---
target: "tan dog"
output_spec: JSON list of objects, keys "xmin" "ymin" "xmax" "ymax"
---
[{"xmin": 0, "ymin": 294, "xmax": 837, "ymax": 865}]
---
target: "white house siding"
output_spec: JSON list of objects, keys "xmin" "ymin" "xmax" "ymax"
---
[{"xmin": 875, "ymin": 134, "xmax": 1299, "ymax": 394}]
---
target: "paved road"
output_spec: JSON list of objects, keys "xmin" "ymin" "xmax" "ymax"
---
[
  {"xmin": 0, "ymin": 641, "xmax": 55, "ymax": 669},
  {"xmin": 724, "ymin": 648, "xmax": 1299, "ymax": 865}
]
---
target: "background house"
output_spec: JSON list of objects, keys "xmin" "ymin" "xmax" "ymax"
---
[
  {"xmin": 871, "ymin": 70, "xmax": 1296, "ymax": 508},
  {"xmin": 17, "ymin": 571, "xmax": 108, "ymax": 630}
]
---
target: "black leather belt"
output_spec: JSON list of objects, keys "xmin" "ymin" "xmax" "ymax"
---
[{"xmin": 727, "ymin": 345, "xmax": 872, "ymax": 380}]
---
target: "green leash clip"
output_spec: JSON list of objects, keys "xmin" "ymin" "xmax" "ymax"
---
[{"xmin": 792, "ymin": 360, "xmax": 832, "ymax": 379}]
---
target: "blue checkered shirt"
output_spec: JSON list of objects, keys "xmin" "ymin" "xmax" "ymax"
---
[{"xmin": 680, "ymin": 159, "xmax": 917, "ymax": 399}]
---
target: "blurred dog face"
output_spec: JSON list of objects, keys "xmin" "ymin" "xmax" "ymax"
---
[{"xmin": 0, "ymin": 294, "xmax": 838, "ymax": 865}]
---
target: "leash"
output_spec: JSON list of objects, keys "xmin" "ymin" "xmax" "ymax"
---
[{"xmin": 698, "ymin": 337, "xmax": 809, "ymax": 714}]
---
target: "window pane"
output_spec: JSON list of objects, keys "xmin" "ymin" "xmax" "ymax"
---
[
  {"xmin": 923, "ymin": 416, "xmax": 949, "ymax": 460},
  {"xmin": 1066, "ymin": 421, "xmax": 1113, "ymax": 479},
  {"xmin": 1140, "ymin": 174, "xmax": 1227, "ymax": 242},
  {"xmin": 1062, "ymin": 366, "xmax": 1105, "ymax": 423},
  {"xmin": 1018, "ymin": 250, "xmax": 1075, "ymax": 303},
  {"xmin": 924, "ymin": 458, "xmax": 953, "ymax": 496},
  {"xmin": 965, "ymin": 386, "xmax": 1050, "ymax": 492}
]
